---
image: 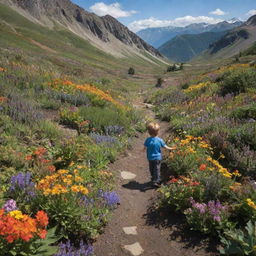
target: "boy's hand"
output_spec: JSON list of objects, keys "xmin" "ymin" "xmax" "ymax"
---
[{"xmin": 164, "ymin": 145, "xmax": 176, "ymax": 151}]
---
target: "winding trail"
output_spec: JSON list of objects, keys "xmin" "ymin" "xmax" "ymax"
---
[{"xmin": 94, "ymin": 103, "xmax": 216, "ymax": 256}]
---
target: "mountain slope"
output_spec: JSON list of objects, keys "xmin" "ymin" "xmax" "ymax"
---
[
  {"xmin": 0, "ymin": 1, "xmax": 167, "ymax": 92},
  {"xmin": 202, "ymin": 15, "xmax": 256, "ymax": 59},
  {"xmin": 158, "ymin": 31, "xmax": 227, "ymax": 62},
  {"xmin": 137, "ymin": 21, "xmax": 243, "ymax": 48},
  {"xmin": 0, "ymin": 0, "xmax": 161, "ymax": 59}
]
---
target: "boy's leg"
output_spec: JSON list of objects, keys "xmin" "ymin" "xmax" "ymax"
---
[
  {"xmin": 148, "ymin": 161, "xmax": 154, "ymax": 181},
  {"xmin": 151, "ymin": 160, "xmax": 161, "ymax": 184}
]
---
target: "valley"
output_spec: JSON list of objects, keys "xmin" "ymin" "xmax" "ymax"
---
[{"xmin": 0, "ymin": 0, "xmax": 256, "ymax": 255}]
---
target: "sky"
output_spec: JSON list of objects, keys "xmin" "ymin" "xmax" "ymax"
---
[{"xmin": 72, "ymin": 0, "xmax": 256, "ymax": 32}]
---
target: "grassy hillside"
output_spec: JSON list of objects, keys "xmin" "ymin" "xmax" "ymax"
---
[
  {"xmin": 158, "ymin": 31, "xmax": 227, "ymax": 62},
  {"xmin": 0, "ymin": 3, "xmax": 166, "ymax": 95}
]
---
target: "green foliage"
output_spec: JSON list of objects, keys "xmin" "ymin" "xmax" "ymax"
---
[
  {"xmin": 219, "ymin": 68, "xmax": 256, "ymax": 96},
  {"xmin": 231, "ymin": 104, "xmax": 256, "ymax": 120},
  {"xmin": 220, "ymin": 221, "xmax": 256, "ymax": 255}
]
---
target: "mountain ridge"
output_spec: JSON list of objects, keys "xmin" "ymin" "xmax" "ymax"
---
[
  {"xmin": 1, "ymin": 0, "xmax": 162, "ymax": 59},
  {"xmin": 137, "ymin": 20, "xmax": 243, "ymax": 48},
  {"xmin": 202, "ymin": 15, "xmax": 256, "ymax": 59}
]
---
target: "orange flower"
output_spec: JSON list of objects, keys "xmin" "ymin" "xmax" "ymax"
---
[
  {"xmin": 0, "ymin": 96, "xmax": 8, "ymax": 103},
  {"xmin": 47, "ymin": 165, "xmax": 56, "ymax": 172},
  {"xmin": 38, "ymin": 229, "xmax": 47, "ymax": 239},
  {"xmin": 199, "ymin": 164, "xmax": 207, "ymax": 171},
  {"xmin": 36, "ymin": 211, "xmax": 49, "ymax": 227}
]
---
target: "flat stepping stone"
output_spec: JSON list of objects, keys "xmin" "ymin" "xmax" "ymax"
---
[
  {"xmin": 124, "ymin": 242, "xmax": 144, "ymax": 256},
  {"xmin": 121, "ymin": 171, "xmax": 136, "ymax": 180},
  {"xmin": 123, "ymin": 226, "xmax": 138, "ymax": 235}
]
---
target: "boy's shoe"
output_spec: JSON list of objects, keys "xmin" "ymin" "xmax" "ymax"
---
[{"xmin": 153, "ymin": 182, "xmax": 161, "ymax": 188}]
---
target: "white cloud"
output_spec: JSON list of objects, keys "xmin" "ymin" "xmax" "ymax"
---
[
  {"xmin": 129, "ymin": 16, "xmax": 223, "ymax": 32},
  {"xmin": 247, "ymin": 9, "xmax": 256, "ymax": 16},
  {"xmin": 209, "ymin": 8, "xmax": 227, "ymax": 16},
  {"xmin": 89, "ymin": 2, "xmax": 137, "ymax": 18}
]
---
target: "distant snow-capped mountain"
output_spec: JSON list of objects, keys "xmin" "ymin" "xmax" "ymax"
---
[
  {"xmin": 227, "ymin": 18, "xmax": 242, "ymax": 24},
  {"xmin": 137, "ymin": 19, "xmax": 243, "ymax": 48}
]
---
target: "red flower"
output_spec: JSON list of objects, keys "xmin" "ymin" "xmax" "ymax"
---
[
  {"xmin": 170, "ymin": 178, "xmax": 178, "ymax": 183},
  {"xmin": 25, "ymin": 155, "xmax": 33, "ymax": 161},
  {"xmin": 199, "ymin": 164, "xmax": 207, "ymax": 171}
]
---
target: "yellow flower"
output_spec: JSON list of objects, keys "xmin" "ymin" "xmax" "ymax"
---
[
  {"xmin": 43, "ymin": 188, "xmax": 52, "ymax": 196},
  {"xmin": 69, "ymin": 161, "xmax": 75, "ymax": 167},
  {"xmin": 58, "ymin": 169, "xmax": 69, "ymax": 175},
  {"xmin": 9, "ymin": 210, "xmax": 24, "ymax": 220},
  {"xmin": 78, "ymin": 186, "xmax": 89, "ymax": 195},
  {"xmin": 71, "ymin": 185, "xmax": 80, "ymax": 193},
  {"xmin": 75, "ymin": 176, "xmax": 83, "ymax": 182},
  {"xmin": 246, "ymin": 199, "xmax": 256, "ymax": 210},
  {"xmin": 63, "ymin": 178, "xmax": 72, "ymax": 185},
  {"xmin": 233, "ymin": 170, "xmax": 241, "ymax": 177}
]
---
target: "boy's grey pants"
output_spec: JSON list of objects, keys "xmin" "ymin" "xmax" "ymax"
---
[{"xmin": 148, "ymin": 160, "xmax": 161, "ymax": 183}]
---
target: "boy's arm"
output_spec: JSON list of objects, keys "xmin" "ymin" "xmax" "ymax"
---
[{"xmin": 164, "ymin": 145, "xmax": 176, "ymax": 151}]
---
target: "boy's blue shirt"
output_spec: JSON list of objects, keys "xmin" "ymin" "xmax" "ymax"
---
[{"xmin": 144, "ymin": 136, "xmax": 166, "ymax": 160}]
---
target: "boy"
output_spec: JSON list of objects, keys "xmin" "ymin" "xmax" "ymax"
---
[{"xmin": 144, "ymin": 122, "xmax": 174, "ymax": 188}]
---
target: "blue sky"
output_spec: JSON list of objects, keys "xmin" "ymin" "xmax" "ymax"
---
[{"xmin": 72, "ymin": 0, "xmax": 256, "ymax": 32}]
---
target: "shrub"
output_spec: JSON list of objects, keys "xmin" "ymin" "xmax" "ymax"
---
[
  {"xmin": 231, "ymin": 104, "xmax": 256, "ymax": 120},
  {"xmin": 155, "ymin": 77, "xmax": 163, "ymax": 88},
  {"xmin": 159, "ymin": 176, "xmax": 204, "ymax": 211},
  {"xmin": 219, "ymin": 69, "xmax": 256, "ymax": 96},
  {"xmin": 128, "ymin": 67, "xmax": 135, "ymax": 75}
]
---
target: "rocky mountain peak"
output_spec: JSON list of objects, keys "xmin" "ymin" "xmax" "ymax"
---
[
  {"xmin": 246, "ymin": 15, "xmax": 256, "ymax": 26},
  {"xmin": 3, "ymin": 0, "xmax": 161, "ymax": 57}
]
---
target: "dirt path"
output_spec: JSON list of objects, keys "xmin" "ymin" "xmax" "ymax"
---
[{"xmin": 93, "ymin": 104, "xmax": 217, "ymax": 256}]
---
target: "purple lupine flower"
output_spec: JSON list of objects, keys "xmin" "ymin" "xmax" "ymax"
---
[
  {"xmin": 102, "ymin": 191, "xmax": 120, "ymax": 207},
  {"xmin": 55, "ymin": 240, "xmax": 93, "ymax": 256},
  {"xmin": 9, "ymin": 172, "xmax": 35, "ymax": 200},
  {"xmin": 104, "ymin": 125, "xmax": 124, "ymax": 136},
  {"xmin": 90, "ymin": 133, "xmax": 119, "ymax": 146},
  {"xmin": 10, "ymin": 172, "xmax": 34, "ymax": 191},
  {"xmin": 3, "ymin": 199, "xmax": 17, "ymax": 212}
]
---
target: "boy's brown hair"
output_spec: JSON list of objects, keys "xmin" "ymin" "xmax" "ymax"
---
[{"xmin": 147, "ymin": 122, "xmax": 160, "ymax": 137}]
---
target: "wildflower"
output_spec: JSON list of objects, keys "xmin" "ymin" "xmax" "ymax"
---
[
  {"xmin": 58, "ymin": 169, "xmax": 69, "ymax": 175},
  {"xmin": 102, "ymin": 191, "xmax": 120, "ymax": 207},
  {"xmin": 36, "ymin": 211, "xmax": 48, "ymax": 227},
  {"xmin": 213, "ymin": 215, "xmax": 221, "ymax": 222},
  {"xmin": 71, "ymin": 185, "xmax": 80, "ymax": 193},
  {"xmin": 246, "ymin": 199, "xmax": 256, "ymax": 210},
  {"xmin": 3, "ymin": 200, "xmax": 17, "ymax": 212},
  {"xmin": 233, "ymin": 170, "xmax": 241, "ymax": 177},
  {"xmin": 169, "ymin": 178, "xmax": 178, "ymax": 183},
  {"xmin": 9, "ymin": 210, "xmax": 24, "ymax": 220},
  {"xmin": 199, "ymin": 164, "xmax": 207, "ymax": 171}
]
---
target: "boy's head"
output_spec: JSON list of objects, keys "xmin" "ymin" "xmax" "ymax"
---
[{"xmin": 147, "ymin": 122, "xmax": 160, "ymax": 137}]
